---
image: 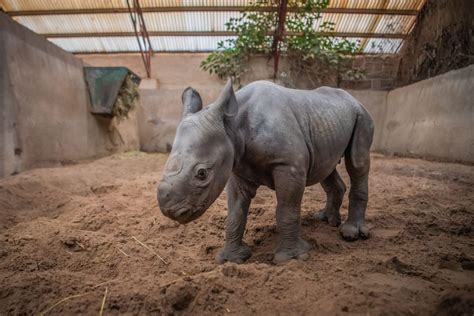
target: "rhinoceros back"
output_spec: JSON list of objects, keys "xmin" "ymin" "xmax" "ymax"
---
[{"xmin": 235, "ymin": 81, "xmax": 370, "ymax": 185}]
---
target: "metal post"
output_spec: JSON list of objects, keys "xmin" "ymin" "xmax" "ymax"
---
[
  {"xmin": 126, "ymin": 0, "xmax": 153, "ymax": 78},
  {"xmin": 271, "ymin": 0, "xmax": 288, "ymax": 79}
]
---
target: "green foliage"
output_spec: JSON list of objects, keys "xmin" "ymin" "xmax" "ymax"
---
[
  {"xmin": 201, "ymin": 2, "xmax": 276, "ymax": 82},
  {"xmin": 113, "ymin": 75, "xmax": 139, "ymax": 120},
  {"xmin": 200, "ymin": 0, "xmax": 365, "ymax": 87}
]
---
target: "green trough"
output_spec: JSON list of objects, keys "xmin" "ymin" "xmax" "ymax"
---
[{"xmin": 84, "ymin": 67, "xmax": 141, "ymax": 117}]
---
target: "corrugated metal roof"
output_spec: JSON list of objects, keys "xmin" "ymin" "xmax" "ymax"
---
[
  {"xmin": 2, "ymin": 0, "xmax": 427, "ymax": 54},
  {"xmin": 329, "ymin": 0, "xmax": 425, "ymax": 10},
  {"xmin": 14, "ymin": 14, "xmax": 134, "ymax": 33},
  {"xmin": 0, "ymin": 0, "xmax": 427, "ymax": 11},
  {"xmin": 364, "ymin": 38, "xmax": 403, "ymax": 54},
  {"xmin": 315, "ymin": 14, "xmax": 379, "ymax": 33},
  {"xmin": 14, "ymin": 12, "xmax": 242, "ymax": 33},
  {"xmin": 1, "ymin": 0, "xmax": 254, "ymax": 11},
  {"xmin": 144, "ymin": 12, "xmax": 241, "ymax": 32},
  {"xmin": 49, "ymin": 36, "xmax": 237, "ymax": 52},
  {"xmin": 375, "ymin": 14, "xmax": 416, "ymax": 34},
  {"xmin": 51, "ymin": 35, "xmax": 390, "ymax": 54},
  {"xmin": 15, "ymin": 12, "xmax": 415, "ymax": 34}
]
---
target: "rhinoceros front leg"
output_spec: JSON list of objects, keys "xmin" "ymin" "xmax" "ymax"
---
[
  {"xmin": 216, "ymin": 175, "xmax": 258, "ymax": 264},
  {"xmin": 273, "ymin": 167, "xmax": 311, "ymax": 265}
]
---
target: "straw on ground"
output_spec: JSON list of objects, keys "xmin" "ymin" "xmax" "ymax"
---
[
  {"xmin": 132, "ymin": 236, "xmax": 168, "ymax": 264},
  {"xmin": 115, "ymin": 246, "xmax": 130, "ymax": 257},
  {"xmin": 40, "ymin": 280, "xmax": 117, "ymax": 315},
  {"xmin": 40, "ymin": 293, "xmax": 90, "ymax": 316},
  {"xmin": 99, "ymin": 287, "xmax": 108, "ymax": 316}
]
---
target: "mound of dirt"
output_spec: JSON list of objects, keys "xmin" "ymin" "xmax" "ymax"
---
[{"xmin": 0, "ymin": 152, "xmax": 473, "ymax": 315}]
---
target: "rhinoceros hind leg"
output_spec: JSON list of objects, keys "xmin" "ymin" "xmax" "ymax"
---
[
  {"xmin": 314, "ymin": 169, "xmax": 345, "ymax": 227},
  {"xmin": 340, "ymin": 111, "xmax": 373, "ymax": 241}
]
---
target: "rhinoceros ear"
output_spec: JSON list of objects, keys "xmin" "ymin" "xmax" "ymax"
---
[
  {"xmin": 214, "ymin": 78, "xmax": 238, "ymax": 118},
  {"xmin": 182, "ymin": 87, "xmax": 202, "ymax": 117}
]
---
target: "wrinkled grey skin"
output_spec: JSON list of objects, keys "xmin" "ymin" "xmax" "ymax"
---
[{"xmin": 158, "ymin": 79, "xmax": 374, "ymax": 264}]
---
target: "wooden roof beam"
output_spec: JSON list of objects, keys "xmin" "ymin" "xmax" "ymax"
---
[
  {"xmin": 43, "ymin": 31, "xmax": 406, "ymax": 39},
  {"xmin": 74, "ymin": 50, "xmax": 396, "ymax": 55},
  {"xmin": 7, "ymin": 7, "xmax": 419, "ymax": 16}
]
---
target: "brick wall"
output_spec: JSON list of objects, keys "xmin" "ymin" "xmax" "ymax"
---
[
  {"xmin": 340, "ymin": 55, "xmax": 400, "ymax": 91},
  {"xmin": 276, "ymin": 54, "xmax": 400, "ymax": 91}
]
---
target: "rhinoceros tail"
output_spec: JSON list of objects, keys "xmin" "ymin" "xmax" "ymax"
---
[{"xmin": 344, "ymin": 105, "xmax": 374, "ymax": 175}]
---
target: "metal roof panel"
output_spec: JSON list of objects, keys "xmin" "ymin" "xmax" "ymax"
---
[
  {"xmin": 48, "ymin": 35, "xmax": 236, "ymax": 52},
  {"xmin": 3, "ymin": 0, "xmax": 426, "ymax": 54},
  {"xmin": 363, "ymin": 38, "xmax": 403, "ymax": 54}
]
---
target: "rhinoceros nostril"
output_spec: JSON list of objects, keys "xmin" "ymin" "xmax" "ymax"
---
[{"xmin": 157, "ymin": 182, "xmax": 173, "ymax": 209}]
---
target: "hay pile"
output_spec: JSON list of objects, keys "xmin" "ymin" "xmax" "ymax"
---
[{"xmin": 113, "ymin": 74, "xmax": 139, "ymax": 120}]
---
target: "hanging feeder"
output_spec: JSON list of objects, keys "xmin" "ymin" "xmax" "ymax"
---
[{"xmin": 84, "ymin": 67, "xmax": 141, "ymax": 118}]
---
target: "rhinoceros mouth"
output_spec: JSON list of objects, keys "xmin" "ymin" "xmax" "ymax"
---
[{"xmin": 170, "ymin": 204, "xmax": 207, "ymax": 224}]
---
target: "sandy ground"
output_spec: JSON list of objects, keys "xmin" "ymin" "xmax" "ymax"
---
[{"xmin": 0, "ymin": 152, "xmax": 473, "ymax": 315}]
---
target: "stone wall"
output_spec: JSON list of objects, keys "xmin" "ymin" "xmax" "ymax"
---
[
  {"xmin": 397, "ymin": 0, "xmax": 474, "ymax": 86},
  {"xmin": 342, "ymin": 55, "xmax": 400, "ymax": 91}
]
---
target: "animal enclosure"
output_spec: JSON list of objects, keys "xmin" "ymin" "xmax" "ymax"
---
[{"xmin": 0, "ymin": 0, "xmax": 473, "ymax": 315}]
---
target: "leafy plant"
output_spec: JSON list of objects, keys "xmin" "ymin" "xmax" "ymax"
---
[
  {"xmin": 200, "ymin": 0, "xmax": 365, "ymax": 88},
  {"xmin": 201, "ymin": 2, "xmax": 276, "ymax": 83},
  {"xmin": 113, "ymin": 75, "xmax": 139, "ymax": 120}
]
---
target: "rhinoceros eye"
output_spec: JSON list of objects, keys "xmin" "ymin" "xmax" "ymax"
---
[{"xmin": 196, "ymin": 168, "xmax": 208, "ymax": 180}]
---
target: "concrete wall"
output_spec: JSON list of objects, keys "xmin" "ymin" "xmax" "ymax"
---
[
  {"xmin": 379, "ymin": 65, "xmax": 474, "ymax": 163},
  {"xmin": 0, "ymin": 13, "xmax": 139, "ymax": 177},
  {"xmin": 353, "ymin": 65, "xmax": 474, "ymax": 163}
]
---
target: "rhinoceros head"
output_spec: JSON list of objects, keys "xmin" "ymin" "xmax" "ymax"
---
[{"xmin": 157, "ymin": 79, "xmax": 238, "ymax": 224}]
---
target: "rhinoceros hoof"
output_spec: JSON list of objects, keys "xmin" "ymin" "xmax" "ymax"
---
[
  {"xmin": 273, "ymin": 238, "xmax": 311, "ymax": 265},
  {"xmin": 340, "ymin": 221, "xmax": 370, "ymax": 241},
  {"xmin": 215, "ymin": 243, "xmax": 252, "ymax": 264},
  {"xmin": 314, "ymin": 209, "xmax": 341, "ymax": 227}
]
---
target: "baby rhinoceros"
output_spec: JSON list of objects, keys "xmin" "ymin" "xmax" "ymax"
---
[{"xmin": 158, "ymin": 79, "xmax": 374, "ymax": 265}]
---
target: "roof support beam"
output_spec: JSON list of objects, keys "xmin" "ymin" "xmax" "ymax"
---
[
  {"xmin": 74, "ymin": 51, "xmax": 392, "ymax": 55},
  {"xmin": 43, "ymin": 31, "xmax": 406, "ymax": 39},
  {"xmin": 126, "ymin": 0, "xmax": 153, "ymax": 78},
  {"xmin": 271, "ymin": 0, "xmax": 289, "ymax": 79},
  {"xmin": 7, "ymin": 7, "xmax": 419, "ymax": 16}
]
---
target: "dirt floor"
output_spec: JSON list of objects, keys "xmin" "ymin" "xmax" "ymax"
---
[{"xmin": 0, "ymin": 152, "xmax": 473, "ymax": 315}]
